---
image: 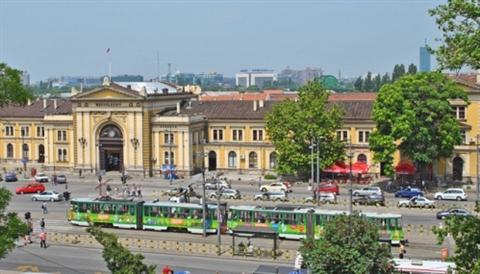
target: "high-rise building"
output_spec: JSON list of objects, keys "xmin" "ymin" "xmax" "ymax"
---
[
  {"xmin": 419, "ymin": 46, "xmax": 431, "ymax": 72},
  {"xmin": 21, "ymin": 71, "xmax": 30, "ymax": 86},
  {"xmin": 235, "ymin": 69, "xmax": 277, "ymax": 88}
]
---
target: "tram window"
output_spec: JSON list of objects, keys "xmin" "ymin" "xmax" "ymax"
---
[
  {"xmin": 91, "ymin": 203, "xmax": 100, "ymax": 213},
  {"xmin": 79, "ymin": 203, "xmax": 87, "ymax": 213},
  {"xmin": 272, "ymin": 213, "xmax": 279, "ymax": 224},
  {"xmin": 255, "ymin": 212, "xmax": 266, "ymax": 223},
  {"xmin": 118, "ymin": 205, "xmax": 128, "ymax": 215}
]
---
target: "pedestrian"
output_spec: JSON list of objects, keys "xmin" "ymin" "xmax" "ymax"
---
[
  {"xmin": 162, "ymin": 265, "xmax": 173, "ymax": 274},
  {"xmin": 39, "ymin": 231, "xmax": 47, "ymax": 248},
  {"xmin": 137, "ymin": 186, "xmax": 142, "ymax": 198},
  {"xmin": 399, "ymin": 242, "xmax": 406, "ymax": 259},
  {"xmin": 27, "ymin": 220, "xmax": 33, "ymax": 243},
  {"xmin": 53, "ymin": 174, "xmax": 57, "ymax": 185},
  {"xmin": 106, "ymin": 184, "xmax": 112, "ymax": 196},
  {"xmin": 40, "ymin": 218, "xmax": 45, "ymax": 231},
  {"xmin": 41, "ymin": 202, "xmax": 48, "ymax": 214},
  {"xmin": 422, "ymin": 180, "xmax": 426, "ymax": 192}
]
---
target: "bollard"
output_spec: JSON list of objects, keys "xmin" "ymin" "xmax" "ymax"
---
[
  {"xmin": 419, "ymin": 224, "xmax": 424, "ymax": 235},
  {"xmin": 202, "ymin": 243, "xmax": 206, "ymax": 253},
  {"xmin": 162, "ymin": 240, "xmax": 167, "ymax": 250},
  {"xmin": 176, "ymin": 241, "xmax": 180, "ymax": 252},
  {"xmin": 188, "ymin": 242, "xmax": 193, "ymax": 253}
]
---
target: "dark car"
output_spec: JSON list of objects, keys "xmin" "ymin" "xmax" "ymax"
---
[
  {"xmin": 56, "ymin": 175, "xmax": 67, "ymax": 184},
  {"xmin": 353, "ymin": 194, "xmax": 385, "ymax": 206},
  {"xmin": 436, "ymin": 208, "xmax": 472, "ymax": 220},
  {"xmin": 5, "ymin": 172, "xmax": 18, "ymax": 182},
  {"xmin": 394, "ymin": 187, "xmax": 424, "ymax": 198}
]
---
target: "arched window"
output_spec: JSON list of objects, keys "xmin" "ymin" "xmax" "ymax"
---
[
  {"xmin": 6, "ymin": 143, "xmax": 13, "ymax": 158},
  {"xmin": 22, "ymin": 144, "xmax": 29, "ymax": 159},
  {"xmin": 357, "ymin": 154, "xmax": 367, "ymax": 163},
  {"xmin": 228, "ymin": 151, "xmax": 237, "ymax": 168},
  {"xmin": 248, "ymin": 151, "xmax": 258, "ymax": 169},
  {"xmin": 63, "ymin": 149, "xmax": 67, "ymax": 161},
  {"xmin": 269, "ymin": 152, "xmax": 277, "ymax": 169},
  {"xmin": 38, "ymin": 145, "xmax": 45, "ymax": 163}
]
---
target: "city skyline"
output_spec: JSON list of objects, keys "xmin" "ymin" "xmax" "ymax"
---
[{"xmin": 1, "ymin": 0, "xmax": 442, "ymax": 82}]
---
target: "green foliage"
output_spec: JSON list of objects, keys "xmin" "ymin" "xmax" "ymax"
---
[
  {"xmin": 362, "ymin": 72, "xmax": 374, "ymax": 91},
  {"xmin": 432, "ymin": 202, "xmax": 480, "ymax": 273},
  {"xmin": 87, "ymin": 226, "xmax": 156, "ymax": 274},
  {"xmin": 300, "ymin": 214, "xmax": 393, "ymax": 274},
  {"xmin": 429, "ymin": 0, "xmax": 480, "ymax": 70},
  {"xmin": 392, "ymin": 64, "xmax": 406, "ymax": 82},
  {"xmin": 407, "ymin": 63, "xmax": 417, "ymax": 74},
  {"xmin": 0, "ymin": 188, "xmax": 28, "ymax": 259},
  {"xmin": 354, "ymin": 77, "xmax": 363, "ymax": 91},
  {"xmin": 369, "ymin": 72, "xmax": 468, "ymax": 177},
  {"xmin": 381, "ymin": 73, "xmax": 391, "ymax": 86},
  {"xmin": 264, "ymin": 174, "xmax": 277, "ymax": 180},
  {"xmin": 265, "ymin": 80, "xmax": 344, "ymax": 177},
  {"xmin": 0, "ymin": 63, "xmax": 34, "ymax": 106}
]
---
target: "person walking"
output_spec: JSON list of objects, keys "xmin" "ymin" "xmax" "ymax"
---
[
  {"xmin": 39, "ymin": 231, "xmax": 47, "ymax": 248},
  {"xmin": 41, "ymin": 202, "xmax": 48, "ymax": 214},
  {"xmin": 27, "ymin": 220, "xmax": 33, "ymax": 244},
  {"xmin": 162, "ymin": 265, "xmax": 173, "ymax": 274},
  {"xmin": 137, "ymin": 186, "xmax": 142, "ymax": 198},
  {"xmin": 40, "ymin": 218, "xmax": 45, "ymax": 231},
  {"xmin": 399, "ymin": 242, "xmax": 406, "ymax": 259}
]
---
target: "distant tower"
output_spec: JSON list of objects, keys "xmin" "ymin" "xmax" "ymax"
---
[
  {"xmin": 419, "ymin": 44, "xmax": 431, "ymax": 72},
  {"xmin": 167, "ymin": 63, "xmax": 172, "ymax": 82}
]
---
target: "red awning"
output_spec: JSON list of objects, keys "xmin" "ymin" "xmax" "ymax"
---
[
  {"xmin": 323, "ymin": 161, "xmax": 347, "ymax": 173},
  {"xmin": 350, "ymin": 161, "xmax": 369, "ymax": 174},
  {"xmin": 395, "ymin": 162, "xmax": 416, "ymax": 175}
]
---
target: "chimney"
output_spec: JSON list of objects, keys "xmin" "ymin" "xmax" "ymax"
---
[
  {"xmin": 176, "ymin": 101, "xmax": 181, "ymax": 114},
  {"xmin": 54, "ymin": 99, "xmax": 57, "ymax": 109},
  {"xmin": 253, "ymin": 100, "xmax": 258, "ymax": 111},
  {"xmin": 259, "ymin": 100, "xmax": 264, "ymax": 108},
  {"xmin": 43, "ymin": 99, "xmax": 47, "ymax": 109}
]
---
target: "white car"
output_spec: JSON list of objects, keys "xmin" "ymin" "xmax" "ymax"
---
[
  {"xmin": 260, "ymin": 182, "xmax": 288, "ymax": 193},
  {"xmin": 204, "ymin": 180, "xmax": 230, "ymax": 190},
  {"xmin": 304, "ymin": 192, "xmax": 336, "ymax": 204},
  {"xmin": 352, "ymin": 186, "xmax": 382, "ymax": 196},
  {"xmin": 397, "ymin": 196, "xmax": 435, "ymax": 208},
  {"xmin": 34, "ymin": 173, "xmax": 49, "ymax": 183},
  {"xmin": 254, "ymin": 191, "xmax": 288, "ymax": 202},
  {"xmin": 32, "ymin": 191, "xmax": 63, "ymax": 202},
  {"xmin": 434, "ymin": 188, "xmax": 467, "ymax": 201}
]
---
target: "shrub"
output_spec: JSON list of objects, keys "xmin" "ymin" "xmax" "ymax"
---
[{"xmin": 264, "ymin": 174, "xmax": 277, "ymax": 180}]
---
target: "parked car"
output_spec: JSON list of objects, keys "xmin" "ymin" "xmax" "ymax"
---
[
  {"xmin": 4, "ymin": 172, "xmax": 18, "ymax": 182},
  {"xmin": 394, "ymin": 187, "xmax": 424, "ymax": 198},
  {"xmin": 260, "ymin": 182, "xmax": 288, "ymax": 193},
  {"xmin": 205, "ymin": 180, "xmax": 230, "ymax": 190},
  {"xmin": 353, "ymin": 193, "xmax": 385, "ymax": 206},
  {"xmin": 34, "ymin": 173, "xmax": 49, "ymax": 183},
  {"xmin": 169, "ymin": 196, "xmax": 188, "ymax": 203},
  {"xmin": 254, "ymin": 191, "xmax": 288, "ymax": 202},
  {"xmin": 397, "ymin": 196, "xmax": 435, "ymax": 208},
  {"xmin": 436, "ymin": 208, "xmax": 472, "ymax": 219},
  {"xmin": 208, "ymin": 188, "xmax": 241, "ymax": 200},
  {"xmin": 15, "ymin": 183, "xmax": 46, "ymax": 194},
  {"xmin": 352, "ymin": 186, "xmax": 382, "ymax": 197},
  {"xmin": 304, "ymin": 192, "xmax": 337, "ymax": 204},
  {"xmin": 434, "ymin": 188, "xmax": 467, "ymax": 201},
  {"xmin": 165, "ymin": 187, "xmax": 188, "ymax": 197},
  {"xmin": 31, "ymin": 191, "xmax": 63, "ymax": 202},
  {"xmin": 315, "ymin": 183, "xmax": 340, "ymax": 195},
  {"xmin": 56, "ymin": 175, "xmax": 67, "ymax": 184}
]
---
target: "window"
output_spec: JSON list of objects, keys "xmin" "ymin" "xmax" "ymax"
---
[
  {"xmin": 37, "ymin": 126, "xmax": 44, "ymax": 137},
  {"xmin": 357, "ymin": 154, "xmax": 367, "ymax": 163},
  {"xmin": 228, "ymin": 151, "xmax": 237, "ymax": 168},
  {"xmin": 6, "ymin": 143, "xmax": 13, "ymax": 158},
  {"xmin": 269, "ymin": 152, "xmax": 277, "ymax": 169},
  {"xmin": 248, "ymin": 151, "xmax": 258, "ymax": 169},
  {"xmin": 22, "ymin": 144, "xmax": 29, "ymax": 159},
  {"xmin": 213, "ymin": 129, "xmax": 223, "ymax": 141},
  {"xmin": 58, "ymin": 149, "xmax": 67, "ymax": 162},
  {"xmin": 164, "ymin": 151, "xmax": 174, "ymax": 165},
  {"xmin": 57, "ymin": 130, "xmax": 67, "ymax": 141},
  {"xmin": 336, "ymin": 130, "xmax": 349, "ymax": 141},
  {"xmin": 358, "ymin": 130, "xmax": 370, "ymax": 143},
  {"xmin": 5, "ymin": 126, "xmax": 13, "ymax": 137},
  {"xmin": 253, "ymin": 129, "xmax": 264, "ymax": 141},
  {"xmin": 460, "ymin": 129, "xmax": 466, "ymax": 144},
  {"xmin": 232, "ymin": 129, "xmax": 243, "ymax": 141},
  {"xmin": 21, "ymin": 126, "xmax": 29, "ymax": 137},
  {"xmin": 164, "ymin": 133, "xmax": 174, "ymax": 144},
  {"xmin": 453, "ymin": 106, "xmax": 466, "ymax": 120}
]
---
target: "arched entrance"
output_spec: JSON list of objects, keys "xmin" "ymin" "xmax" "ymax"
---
[
  {"xmin": 98, "ymin": 124, "xmax": 123, "ymax": 172},
  {"xmin": 452, "ymin": 157, "xmax": 463, "ymax": 181},
  {"xmin": 208, "ymin": 151, "xmax": 217, "ymax": 171}
]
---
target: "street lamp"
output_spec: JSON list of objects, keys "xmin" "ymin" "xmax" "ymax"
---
[
  {"xmin": 215, "ymin": 178, "xmax": 222, "ymax": 255},
  {"xmin": 347, "ymin": 142, "xmax": 354, "ymax": 215},
  {"xmin": 195, "ymin": 148, "xmax": 208, "ymax": 238},
  {"xmin": 130, "ymin": 137, "xmax": 139, "ymax": 169},
  {"xmin": 78, "ymin": 137, "xmax": 87, "ymax": 177}
]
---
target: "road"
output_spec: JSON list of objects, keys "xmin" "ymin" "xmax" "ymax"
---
[{"xmin": 0, "ymin": 244, "xmax": 290, "ymax": 274}]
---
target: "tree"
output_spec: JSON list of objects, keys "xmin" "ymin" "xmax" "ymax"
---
[
  {"xmin": 373, "ymin": 74, "xmax": 382, "ymax": 92},
  {"xmin": 391, "ymin": 64, "xmax": 406, "ymax": 82},
  {"xmin": 429, "ymin": 0, "xmax": 480, "ymax": 70},
  {"xmin": 407, "ymin": 63, "xmax": 417, "ymax": 74},
  {"xmin": 354, "ymin": 76, "xmax": 363, "ymax": 91},
  {"xmin": 87, "ymin": 226, "xmax": 156, "ymax": 274},
  {"xmin": 300, "ymin": 214, "xmax": 393, "ymax": 274},
  {"xmin": 265, "ymin": 79, "xmax": 344, "ymax": 177},
  {"xmin": 369, "ymin": 72, "xmax": 468, "ymax": 177},
  {"xmin": 0, "ymin": 188, "xmax": 28, "ymax": 259},
  {"xmin": 432, "ymin": 203, "xmax": 480, "ymax": 273},
  {"xmin": 0, "ymin": 63, "xmax": 33, "ymax": 106},
  {"xmin": 362, "ymin": 72, "xmax": 374, "ymax": 91},
  {"xmin": 381, "ymin": 73, "xmax": 391, "ymax": 86}
]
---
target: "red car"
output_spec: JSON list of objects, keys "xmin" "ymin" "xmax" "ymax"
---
[
  {"xmin": 315, "ymin": 183, "xmax": 340, "ymax": 195},
  {"xmin": 15, "ymin": 183, "xmax": 46, "ymax": 195}
]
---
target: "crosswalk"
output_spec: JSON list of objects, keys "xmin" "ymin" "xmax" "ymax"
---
[{"xmin": 31, "ymin": 219, "xmax": 77, "ymax": 234}]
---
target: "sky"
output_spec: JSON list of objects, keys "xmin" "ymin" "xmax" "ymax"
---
[{"xmin": 0, "ymin": 0, "xmax": 444, "ymax": 82}]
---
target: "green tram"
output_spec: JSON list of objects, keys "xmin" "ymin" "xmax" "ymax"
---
[
  {"xmin": 228, "ymin": 205, "xmax": 405, "ymax": 244},
  {"xmin": 68, "ymin": 198, "xmax": 404, "ymax": 244}
]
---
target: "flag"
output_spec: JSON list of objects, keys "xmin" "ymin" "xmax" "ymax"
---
[{"xmin": 106, "ymin": 48, "xmax": 110, "ymax": 54}]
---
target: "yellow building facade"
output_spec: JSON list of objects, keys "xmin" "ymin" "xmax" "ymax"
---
[{"xmin": 0, "ymin": 77, "xmax": 478, "ymax": 181}]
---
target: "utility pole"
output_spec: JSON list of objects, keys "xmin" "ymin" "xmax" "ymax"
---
[
  {"xmin": 348, "ymin": 141, "xmax": 354, "ymax": 215},
  {"xmin": 167, "ymin": 128, "xmax": 173, "ymax": 185},
  {"xmin": 216, "ymin": 178, "xmax": 222, "ymax": 255},
  {"xmin": 202, "ymin": 155, "xmax": 207, "ymax": 238},
  {"xmin": 310, "ymin": 138, "xmax": 315, "ymax": 188}
]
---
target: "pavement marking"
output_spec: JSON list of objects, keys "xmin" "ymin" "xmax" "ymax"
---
[{"xmin": 16, "ymin": 265, "xmax": 39, "ymax": 272}]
